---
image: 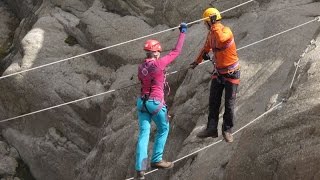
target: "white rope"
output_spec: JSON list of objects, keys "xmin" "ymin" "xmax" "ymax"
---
[
  {"xmin": 0, "ymin": 0, "xmax": 254, "ymax": 81},
  {"xmin": 237, "ymin": 18, "xmax": 319, "ymax": 51},
  {"xmin": 125, "ymin": 101, "xmax": 283, "ymax": 180},
  {"xmin": 289, "ymin": 39, "xmax": 317, "ymax": 89},
  {"xmin": 0, "ymin": 89, "xmax": 115, "ymax": 123},
  {"xmin": 0, "ymin": 82, "xmax": 137, "ymax": 123},
  {"xmin": 289, "ymin": 59, "xmax": 303, "ymax": 90},
  {"xmin": 0, "ymin": 17, "xmax": 318, "ymax": 124}
]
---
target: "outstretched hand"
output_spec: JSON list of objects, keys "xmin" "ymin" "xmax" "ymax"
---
[{"xmin": 179, "ymin": 23, "xmax": 187, "ymax": 33}]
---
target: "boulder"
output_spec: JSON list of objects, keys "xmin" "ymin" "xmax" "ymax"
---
[{"xmin": 0, "ymin": 155, "xmax": 18, "ymax": 176}]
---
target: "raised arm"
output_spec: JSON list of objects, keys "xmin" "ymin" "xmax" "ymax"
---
[{"xmin": 156, "ymin": 26, "xmax": 186, "ymax": 70}]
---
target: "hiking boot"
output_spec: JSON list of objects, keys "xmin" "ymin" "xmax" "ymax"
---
[
  {"xmin": 197, "ymin": 129, "xmax": 218, "ymax": 138},
  {"xmin": 136, "ymin": 171, "xmax": 145, "ymax": 180},
  {"xmin": 150, "ymin": 160, "xmax": 174, "ymax": 169},
  {"xmin": 222, "ymin": 131, "xmax": 233, "ymax": 143}
]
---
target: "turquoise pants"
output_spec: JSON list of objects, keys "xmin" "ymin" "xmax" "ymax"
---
[{"xmin": 135, "ymin": 98, "xmax": 169, "ymax": 171}]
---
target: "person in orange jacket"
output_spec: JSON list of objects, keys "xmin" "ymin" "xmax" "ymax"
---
[{"xmin": 190, "ymin": 7, "xmax": 240, "ymax": 143}]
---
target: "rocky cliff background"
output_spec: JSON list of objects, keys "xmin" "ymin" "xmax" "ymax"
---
[{"xmin": 0, "ymin": 0, "xmax": 319, "ymax": 180}]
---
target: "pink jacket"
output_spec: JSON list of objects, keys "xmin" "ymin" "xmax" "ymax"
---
[{"xmin": 138, "ymin": 33, "xmax": 185, "ymax": 102}]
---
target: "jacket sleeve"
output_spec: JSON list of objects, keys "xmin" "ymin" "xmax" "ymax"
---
[
  {"xmin": 195, "ymin": 31, "xmax": 211, "ymax": 64},
  {"xmin": 156, "ymin": 32, "xmax": 186, "ymax": 70},
  {"xmin": 212, "ymin": 24, "xmax": 232, "ymax": 45}
]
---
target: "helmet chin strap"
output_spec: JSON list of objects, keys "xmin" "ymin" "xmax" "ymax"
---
[
  {"xmin": 210, "ymin": 15, "xmax": 217, "ymax": 23},
  {"xmin": 154, "ymin": 52, "xmax": 160, "ymax": 59},
  {"xmin": 146, "ymin": 51, "xmax": 160, "ymax": 59}
]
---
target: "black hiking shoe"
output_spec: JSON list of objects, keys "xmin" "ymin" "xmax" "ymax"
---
[
  {"xmin": 135, "ymin": 171, "xmax": 145, "ymax": 179},
  {"xmin": 150, "ymin": 160, "xmax": 174, "ymax": 169},
  {"xmin": 197, "ymin": 129, "xmax": 218, "ymax": 138}
]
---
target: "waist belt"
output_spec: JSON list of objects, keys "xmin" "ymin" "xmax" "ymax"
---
[
  {"xmin": 140, "ymin": 95, "xmax": 164, "ymax": 116},
  {"xmin": 216, "ymin": 61, "xmax": 240, "ymax": 74}
]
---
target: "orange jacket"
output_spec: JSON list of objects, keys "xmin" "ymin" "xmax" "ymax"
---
[{"xmin": 196, "ymin": 22, "xmax": 238, "ymax": 69}]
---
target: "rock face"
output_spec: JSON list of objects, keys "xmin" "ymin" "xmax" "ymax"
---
[
  {"xmin": 0, "ymin": 0, "xmax": 19, "ymax": 64},
  {"xmin": 226, "ymin": 33, "xmax": 320, "ymax": 180},
  {"xmin": 0, "ymin": 140, "xmax": 18, "ymax": 176},
  {"xmin": 0, "ymin": 0, "xmax": 319, "ymax": 180},
  {"xmin": 0, "ymin": 135, "xmax": 23, "ymax": 180}
]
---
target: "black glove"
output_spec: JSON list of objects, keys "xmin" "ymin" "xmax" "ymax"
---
[
  {"xmin": 210, "ymin": 15, "xmax": 217, "ymax": 24},
  {"xmin": 189, "ymin": 62, "xmax": 198, "ymax": 69},
  {"xmin": 202, "ymin": 53, "xmax": 210, "ymax": 60},
  {"xmin": 179, "ymin": 23, "xmax": 187, "ymax": 33}
]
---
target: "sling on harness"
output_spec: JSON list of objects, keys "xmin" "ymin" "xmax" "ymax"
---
[{"xmin": 141, "ymin": 79, "xmax": 156, "ymax": 115}]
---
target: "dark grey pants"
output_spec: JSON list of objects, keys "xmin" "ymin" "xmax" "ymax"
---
[{"xmin": 207, "ymin": 75, "xmax": 238, "ymax": 133}]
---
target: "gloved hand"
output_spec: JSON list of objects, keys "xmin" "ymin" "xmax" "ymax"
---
[
  {"xmin": 210, "ymin": 15, "xmax": 217, "ymax": 24},
  {"xmin": 179, "ymin": 23, "xmax": 187, "ymax": 33},
  {"xmin": 189, "ymin": 61, "xmax": 198, "ymax": 69},
  {"xmin": 202, "ymin": 53, "xmax": 210, "ymax": 60}
]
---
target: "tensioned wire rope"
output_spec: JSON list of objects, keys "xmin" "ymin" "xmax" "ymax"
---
[
  {"xmin": 0, "ymin": 16, "xmax": 319, "ymax": 124},
  {"xmin": 125, "ymin": 17, "xmax": 320, "ymax": 180},
  {"xmin": 0, "ymin": 0, "xmax": 255, "ymax": 80}
]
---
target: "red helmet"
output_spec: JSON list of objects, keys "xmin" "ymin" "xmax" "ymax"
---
[{"xmin": 144, "ymin": 39, "xmax": 162, "ymax": 52}]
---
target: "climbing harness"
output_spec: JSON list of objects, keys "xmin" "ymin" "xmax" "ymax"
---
[{"xmin": 215, "ymin": 61, "xmax": 240, "ymax": 75}]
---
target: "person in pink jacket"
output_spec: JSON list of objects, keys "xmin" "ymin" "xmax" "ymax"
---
[{"xmin": 135, "ymin": 23, "xmax": 187, "ymax": 179}]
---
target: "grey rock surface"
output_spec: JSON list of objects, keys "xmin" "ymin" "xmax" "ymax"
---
[
  {"xmin": 226, "ymin": 33, "xmax": 320, "ymax": 180},
  {"xmin": 0, "ymin": 139, "xmax": 20, "ymax": 178},
  {"xmin": 0, "ymin": 1, "xmax": 19, "ymax": 60},
  {"xmin": 0, "ymin": 0, "xmax": 319, "ymax": 180},
  {"xmin": 3, "ymin": 128, "xmax": 86, "ymax": 180},
  {"xmin": 0, "ymin": 141, "xmax": 8, "ymax": 155},
  {"xmin": 0, "ymin": 155, "xmax": 18, "ymax": 175}
]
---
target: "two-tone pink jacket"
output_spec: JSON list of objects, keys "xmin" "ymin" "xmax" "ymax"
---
[{"xmin": 138, "ymin": 33, "xmax": 185, "ymax": 102}]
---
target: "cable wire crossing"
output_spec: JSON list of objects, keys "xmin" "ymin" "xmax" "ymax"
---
[
  {"xmin": 125, "ymin": 101, "xmax": 283, "ymax": 180},
  {"xmin": 0, "ymin": 0, "xmax": 254, "ymax": 81},
  {"xmin": 0, "ymin": 17, "xmax": 318, "ymax": 124}
]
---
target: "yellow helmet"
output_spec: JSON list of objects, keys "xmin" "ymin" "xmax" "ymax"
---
[{"xmin": 203, "ymin": 8, "xmax": 222, "ymax": 22}]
